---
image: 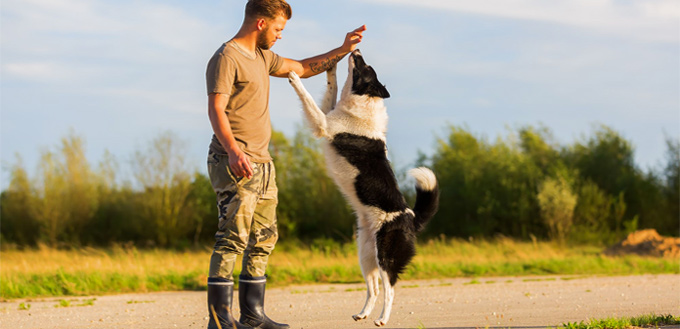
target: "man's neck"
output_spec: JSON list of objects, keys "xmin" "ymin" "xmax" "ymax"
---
[{"xmin": 232, "ymin": 27, "xmax": 258, "ymax": 56}]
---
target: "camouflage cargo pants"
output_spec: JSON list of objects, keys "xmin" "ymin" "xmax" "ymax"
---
[{"xmin": 207, "ymin": 151, "xmax": 279, "ymax": 279}]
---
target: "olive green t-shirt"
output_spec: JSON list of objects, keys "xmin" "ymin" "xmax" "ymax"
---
[{"xmin": 206, "ymin": 40, "xmax": 283, "ymax": 163}]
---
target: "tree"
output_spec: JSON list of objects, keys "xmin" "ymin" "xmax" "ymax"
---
[
  {"xmin": 131, "ymin": 131, "xmax": 193, "ymax": 247},
  {"xmin": 429, "ymin": 125, "xmax": 543, "ymax": 238},
  {"xmin": 537, "ymin": 176, "xmax": 577, "ymax": 244},
  {"xmin": 183, "ymin": 173, "xmax": 218, "ymax": 246},
  {"xmin": 565, "ymin": 126, "xmax": 637, "ymax": 212},
  {"xmin": 0, "ymin": 156, "xmax": 39, "ymax": 246},
  {"xmin": 28, "ymin": 133, "xmax": 100, "ymax": 246},
  {"xmin": 519, "ymin": 125, "xmax": 560, "ymax": 175},
  {"xmin": 661, "ymin": 137, "xmax": 680, "ymax": 234}
]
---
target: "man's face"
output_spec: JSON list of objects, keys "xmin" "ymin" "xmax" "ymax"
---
[{"xmin": 257, "ymin": 15, "xmax": 287, "ymax": 50}]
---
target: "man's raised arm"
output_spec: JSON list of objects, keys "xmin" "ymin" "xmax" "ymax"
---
[{"xmin": 272, "ymin": 25, "xmax": 366, "ymax": 78}]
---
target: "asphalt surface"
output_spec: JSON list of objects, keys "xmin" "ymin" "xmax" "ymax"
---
[{"xmin": 2, "ymin": 274, "xmax": 679, "ymax": 329}]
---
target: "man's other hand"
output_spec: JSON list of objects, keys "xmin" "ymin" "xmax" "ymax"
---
[{"xmin": 228, "ymin": 149, "xmax": 254, "ymax": 179}]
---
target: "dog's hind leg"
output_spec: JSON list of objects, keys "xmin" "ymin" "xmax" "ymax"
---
[
  {"xmin": 320, "ymin": 65, "xmax": 337, "ymax": 114},
  {"xmin": 374, "ymin": 269, "xmax": 395, "ymax": 327},
  {"xmin": 352, "ymin": 225, "xmax": 380, "ymax": 322}
]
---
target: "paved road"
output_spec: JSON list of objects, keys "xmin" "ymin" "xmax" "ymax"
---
[{"xmin": 2, "ymin": 274, "xmax": 679, "ymax": 329}]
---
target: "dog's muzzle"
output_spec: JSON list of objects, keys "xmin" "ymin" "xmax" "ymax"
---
[{"xmin": 351, "ymin": 49, "xmax": 367, "ymax": 69}]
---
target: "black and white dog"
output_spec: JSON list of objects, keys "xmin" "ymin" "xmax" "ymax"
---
[{"xmin": 288, "ymin": 50, "xmax": 439, "ymax": 326}]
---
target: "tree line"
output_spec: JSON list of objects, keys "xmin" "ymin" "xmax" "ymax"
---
[{"xmin": 1, "ymin": 124, "xmax": 678, "ymax": 248}]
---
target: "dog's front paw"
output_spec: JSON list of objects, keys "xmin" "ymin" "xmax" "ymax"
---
[
  {"xmin": 374, "ymin": 319, "xmax": 387, "ymax": 327},
  {"xmin": 287, "ymin": 71, "xmax": 300, "ymax": 84},
  {"xmin": 288, "ymin": 71, "xmax": 305, "ymax": 94}
]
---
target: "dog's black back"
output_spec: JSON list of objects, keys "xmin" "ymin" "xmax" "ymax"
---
[{"xmin": 331, "ymin": 133, "xmax": 406, "ymax": 212}]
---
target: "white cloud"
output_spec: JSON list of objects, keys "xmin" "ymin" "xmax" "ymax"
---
[
  {"xmin": 364, "ymin": 0, "xmax": 679, "ymax": 43},
  {"xmin": 4, "ymin": 62, "xmax": 66, "ymax": 81},
  {"xmin": 22, "ymin": 0, "xmax": 117, "ymax": 29},
  {"xmin": 1, "ymin": 0, "xmax": 215, "ymax": 79}
]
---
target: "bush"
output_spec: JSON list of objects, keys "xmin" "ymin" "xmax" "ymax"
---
[{"xmin": 537, "ymin": 176, "xmax": 577, "ymax": 244}]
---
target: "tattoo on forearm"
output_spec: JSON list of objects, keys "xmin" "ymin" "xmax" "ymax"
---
[{"xmin": 309, "ymin": 54, "xmax": 344, "ymax": 73}]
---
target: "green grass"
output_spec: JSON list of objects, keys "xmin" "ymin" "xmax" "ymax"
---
[
  {"xmin": 2, "ymin": 238, "xmax": 678, "ymax": 299},
  {"xmin": 414, "ymin": 313, "xmax": 680, "ymax": 329},
  {"xmin": 52, "ymin": 298, "xmax": 96, "ymax": 308},
  {"xmin": 560, "ymin": 313, "xmax": 680, "ymax": 329},
  {"xmin": 55, "ymin": 299, "xmax": 70, "ymax": 308},
  {"xmin": 127, "ymin": 300, "xmax": 155, "ymax": 304}
]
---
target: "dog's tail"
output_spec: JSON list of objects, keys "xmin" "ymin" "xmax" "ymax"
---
[{"xmin": 408, "ymin": 167, "xmax": 439, "ymax": 232}]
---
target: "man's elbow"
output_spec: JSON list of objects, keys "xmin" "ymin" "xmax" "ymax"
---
[
  {"xmin": 289, "ymin": 61, "xmax": 308, "ymax": 78},
  {"xmin": 287, "ymin": 66, "xmax": 306, "ymax": 79}
]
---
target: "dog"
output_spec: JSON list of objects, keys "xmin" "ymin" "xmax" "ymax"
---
[{"xmin": 287, "ymin": 49, "xmax": 440, "ymax": 326}]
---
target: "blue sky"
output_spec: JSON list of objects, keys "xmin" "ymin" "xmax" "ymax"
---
[{"xmin": 1, "ymin": 0, "xmax": 678, "ymax": 188}]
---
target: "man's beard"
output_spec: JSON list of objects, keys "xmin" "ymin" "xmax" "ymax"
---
[{"xmin": 256, "ymin": 30, "xmax": 271, "ymax": 50}]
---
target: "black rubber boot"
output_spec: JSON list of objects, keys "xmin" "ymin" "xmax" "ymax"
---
[
  {"xmin": 238, "ymin": 275, "xmax": 290, "ymax": 329},
  {"xmin": 207, "ymin": 277, "xmax": 248, "ymax": 329}
]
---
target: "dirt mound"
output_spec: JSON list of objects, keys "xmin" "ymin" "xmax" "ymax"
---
[{"xmin": 605, "ymin": 229, "xmax": 680, "ymax": 258}]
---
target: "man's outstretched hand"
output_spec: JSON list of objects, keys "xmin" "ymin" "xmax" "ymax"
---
[{"xmin": 342, "ymin": 25, "xmax": 366, "ymax": 53}]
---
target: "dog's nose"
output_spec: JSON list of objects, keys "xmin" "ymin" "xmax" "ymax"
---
[{"xmin": 352, "ymin": 49, "xmax": 362, "ymax": 56}]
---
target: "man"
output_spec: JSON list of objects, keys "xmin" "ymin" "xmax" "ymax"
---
[{"xmin": 205, "ymin": 1, "xmax": 365, "ymax": 328}]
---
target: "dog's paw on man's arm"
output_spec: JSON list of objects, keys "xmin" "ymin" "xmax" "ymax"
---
[{"xmin": 287, "ymin": 71, "xmax": 300, "ymax": 84}]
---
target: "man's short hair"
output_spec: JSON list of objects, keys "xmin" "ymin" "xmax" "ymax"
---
[{"xmin": 245, "ymin": 0, "xmax": 292, "ymax": 20}]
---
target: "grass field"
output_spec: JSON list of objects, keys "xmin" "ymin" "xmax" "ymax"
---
[
  {"xmin": 558, "ymin": 313, "xmax": 680, "ymax": 329},
  {"xmin": 2, "ymin": 237, "xmax": 678, "ymax": 299}
]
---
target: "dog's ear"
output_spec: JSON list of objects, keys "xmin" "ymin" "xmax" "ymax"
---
[
  {"xmin": 353, "ymin": 67, "xmax": 391, "ymax": 99},
  {"xmin": 371, "ymin": 82, "xmax": 390, "ymax": 99}
]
